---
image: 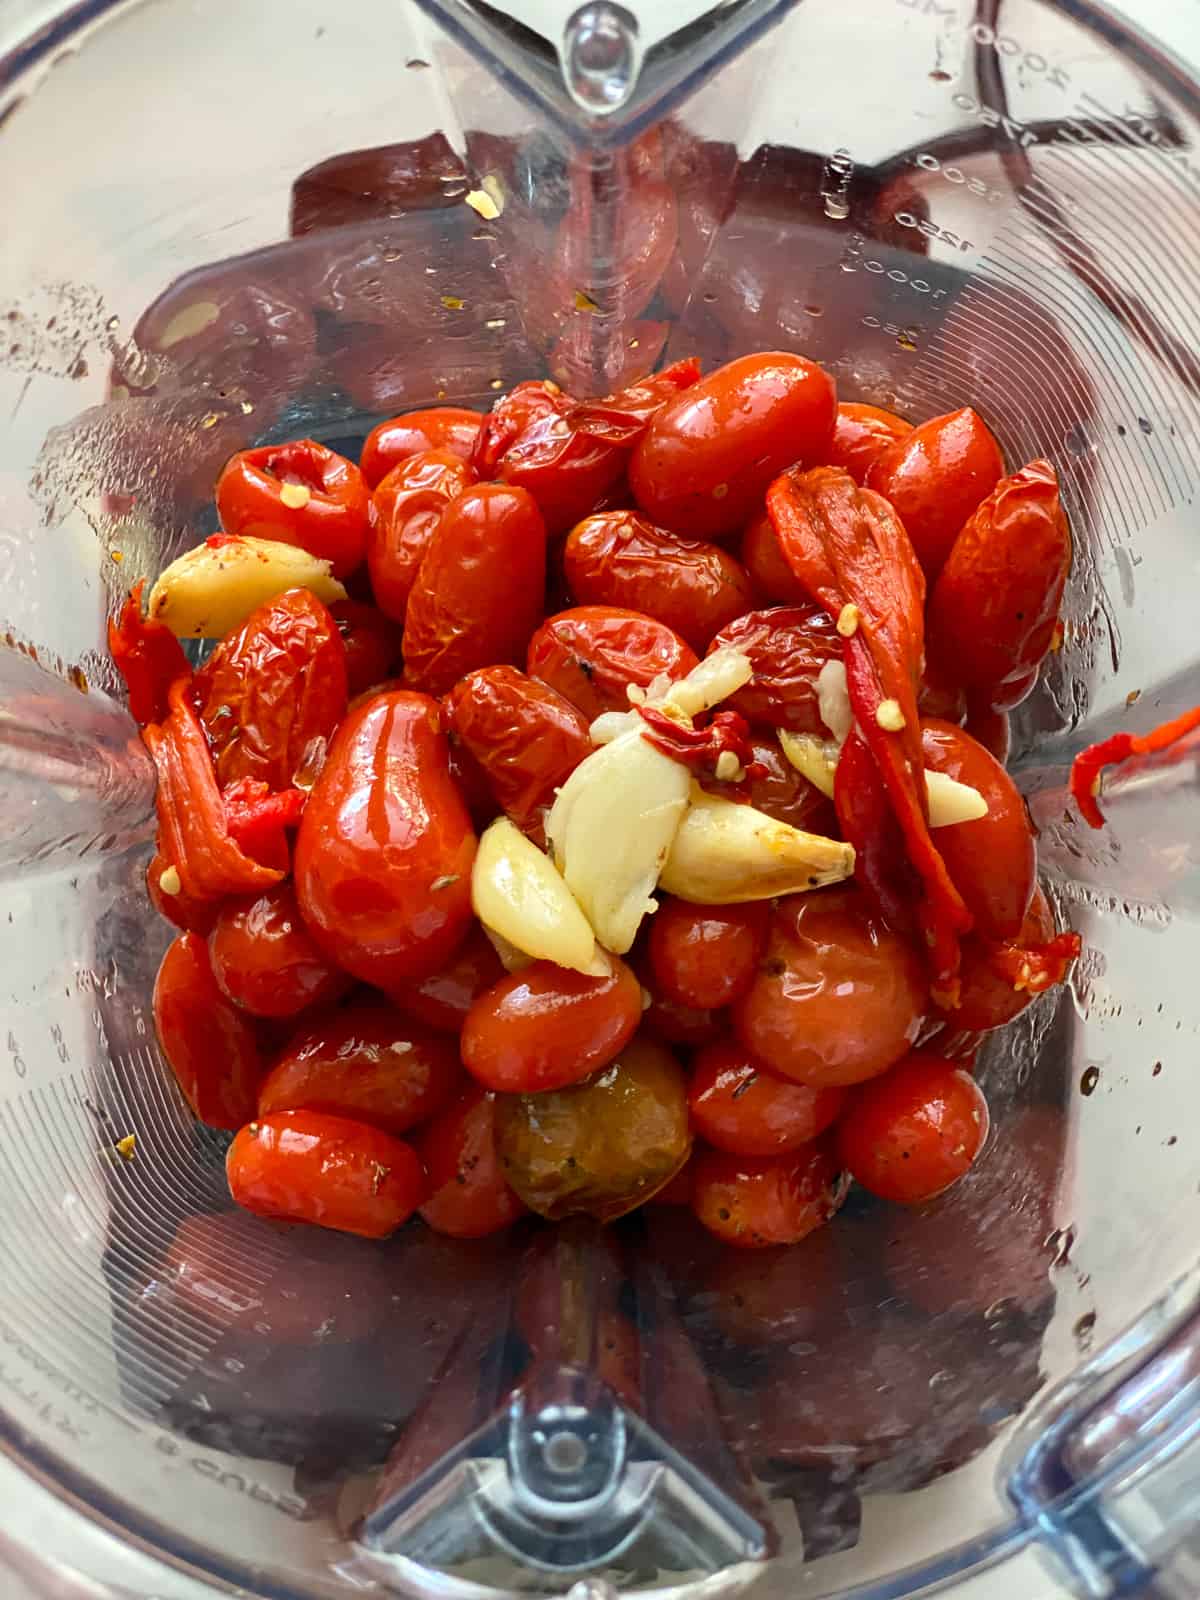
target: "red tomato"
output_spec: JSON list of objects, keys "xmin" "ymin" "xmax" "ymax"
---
[
  {"xmin": 739, "ymin": 513, "xmax": 808, "ymax": 605},
  {"xmin": 153, "ymin": 933, "xmax": 263, "ymax": 1129},
  {"xmin": 955, "ymin": 886, "xmax": 1056, "ymax": 1032},
  {"xmin": 194, "ymin": 587, "xmax": 348, "ymax": 792},
  {"xmin": 388, "ymin": 925, "xmax": 506, "ymax": 1033},
  {"xmin": 921, "ymin": 719, "xmax": 1035, "ymax": 941},
  {"xmin": 290, "ymin": 134, "xmax": 467, "ymax": 235},
  {"xmin": 647, "ymin": 898, "xmax": 768, "ymax": 1010},
  {"xmin": 563, "ymin": 512, "xmax": 756, "ymax": 652},
  {"xmin": 689, "ymin": 1041, "xmax": 846, "ymax": 1156},
  {"xmin": 403, "ymin": 484, "xmax": 547, "ymax": 696},
  {"xmin": 649, "ymin": 1158, "xmax": 696, "ymax": 1208},
  {"xmin": 360, "ymin": 407, "xmax": 483, "ymax": 487},
  {"xmin": 928, "ymin": 460, "xmax": 1071, "ymax": 711},
  {"xmin": 257, "ymin": 1002, "xmax": 461, "ymax": 1135},
  {"xmin": 642, "ymin": 991, "xmax": 724, "ymax": 1048},
  {"xmin": 707, "ymin": 605, "xmax": 842, "ymax": 733},
  {"xmin": 631, "ymin": 353, "xmax": 837, "ymax": 538},
  {"xmin": 208, "ymin": 882, "xmax": 349, "ymax": 1019},
  {"xmin": 826, "ymin": 402, "xmax": 912, "ymax": 484},
  {"xmin": 865, "ymin": 407, "xmax": 1004, "ymax": 577},
  {"xmin": 461, "ymin": 956, "xmax": 643, "ymax": 1093},
  {"xmin": 733, "ymin": 889, "xmax": 927, "ymax": 1087},
  {"xmin": 444, "ymin": 666, "xmax": 591, "ymax": 845},
  {"xmin": 328, "ymin": 599, "xmax": 402, "ymax": 697},
  {"xmin": 704, "ymin": 735, "xmax": 838, "ymax": 836},
  {"xmin": 293, "ymin": 690, "xmax": 476, "ymax": 987},
  {"xmin": 215, "ymin": 440, "xmax": 371, "ymax": 578},
  {"xmin": 964, "ymin": 702, "xmax": 1012, "ymax": 765},
  {"xmin": 417, "ymin": 1086, "xmax": 527, "ymax": 1238},
  {"xmin": 366, "ymin": 448, "xmax": 476, "ymax": 623},
  {"xmin": 691, "ymin": 1144, "xmax": 846, "ymax": 1248},
  {"xmin": 527, "ymin": 605, "xmax": 698, "ymax": 721},
  {"xmin": 837, "ymin": 1052, "xmax": 989, "ymax": 1204},
  {"xmin": 227, "ymin": 1110, "xmax": 426, "ymax": 1238},
  {"xmin": 147, "ymin": 852, "xmax": 220, "ymax": 935},
  {"xmin": 472, "ymin": 379, "xmax": 572, "ymax": 480}
]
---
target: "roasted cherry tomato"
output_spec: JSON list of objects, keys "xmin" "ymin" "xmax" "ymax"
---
[
  {"xmin": 826, "ymin": 402, "xmax": 912, "ymax": 484},
  {"xmin": 153, "ymin": 933, "xmax": 263, "ymax": 1129},
  {"xmin": 208, "ymin": 882, "xmax": 349, "ymax": 1019},
  {"xmin": 403, "ymin": 484, "xmax": 547, "ymax": 696},
  {"xmin": 360, "ymin": 407, "xmax": 483, "ymax": 487},
  {"xmin": 367, "ymin": 448, "xmax": 476, "ymax": 623},
  {"xmin": 215, "ymin": 440, "xmax": 371, "ymax": 578},
  {"xmin": 964, "ymin": 702, "xmax": 1011, "ymax": 765},
  {"xmin": 461, "ymin": 956, "xmax": 643, "ymax": 1094},
  {"xmin": 733, "ymin": 889, "xmax": 927, "ymax": 1087},
  {"xmin": 563, "ymin": 511, "xmax": 755, "ymax": 652},
  {"xmin": 444, "ymin": 733, "xmax": 497, "ymax": 828},
  {"xmin": 739, "ymin": 513, "xmax": 808, "ymax": 605},
  {"xmin": 704, "ymin": 735, "xmax": 838, "ymax": 836},
  {"xmin": 689, "ymin": 1041, "xmax": 846, "ymax": 1156},
  {"xmin": 954, "ymin": 886, "xmax": 1059, "ymax": 1032},
  {"xmin": 708, "ymin": 605, "xmax": 842, "ymax": 732},
  {"xmin": 257, "ymin": 1001, "xmax": 461, "ymax": 1135},
  {"xmin": 444, "ymin": 666, "xmax": 591, "ymax": 845},
  {"xmin": 928, "ymin": 460, "xmax": 1070, "ymax": 712},
  {"xmin": 527, "ymin": 605, "xmax": 698, "ymax": 722},
  {"xmin": 864, "ymin": 407, "xmax": 1003, "ymax": 577},
  {"xmin": 417, "ymin": 1085, "xmax": 527, "ymax": 1238},
  {"xmin": 147, "ymin": 852, "xmax": 220, "ymax": 935},
  {"xmin": 691, "ymin": 1143, "xmax": 846, "ymax": 1248},
  {"xmin": 194, "ymin": 587, "xmax": 348, "ymax": 792},
  {"xmin": 837, "ymin": 1052, "xmax": 989, "ymax": 1205},
  {"xmin": 921, "ymin": 719, "xmax": 1035, "ymax": 941},
  {"xmin": 630, "ymin": 352, "xmax": 837, "ymax": 539},
  {"xmin": 641, "ymin": 991, "xmax": 724, "ymax": 1048},
  {"xmin": 290, "ymin": 132, "xmax": 467, "ymax": 233},
  {"xmin": 328, "ymin": 599, "xmax": 402, "ymax": 697},
  {"xmin": 472, "ymin": 379, "xmax": 572, "ymax": 480},
  {"xmin": 226, "ymin": 1110, "xmax": 426, "ymax": 1238},
  {"xmin": 294, "ymin": 690, "xmax": 476, "ymax": 987},
  {"xmin": 646, "ymin": 897, "xmax": 768, "ymax": 1010},
  {"xmin": 388, "ymin": 925, "xmax": 506, "ymax": 1033}
]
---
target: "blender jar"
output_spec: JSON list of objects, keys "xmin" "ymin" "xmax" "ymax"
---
[{"xmin": 1, "ymin": 2, "xmax": 1199, "ymax": 1597}]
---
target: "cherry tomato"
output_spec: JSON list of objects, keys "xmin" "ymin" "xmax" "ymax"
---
[
  {"xmin": 417, "ymin": 1085, "xmax": 527, "ymax": 1238},
  {"xmin": 153, "ymin": 933, "xmax": 263, "ymax": 1129},
  {"xmin": 964, "ymin": 702, "xmax": 1011, "ymax": 765},
  {"xmin": 689, "ymin": 1041, "xmax": 846, "ymax": 1156},
  {"xmin": 444, "ymin": 666, "xmax": 591, "ymax": 845},
  {"xmin": 194, "ymin": 587, "xmax": 348, "ymax": 792},
  {"xmin": 472, "ymin": 380, "xmax": 572, "ymax": 479},
  {"xmin": 704, "ymin": 735, "xmax": 838, "ymax": 836},
  {"xmin": 649, "ymin": 1158, "xmax": 696, "ymax": 1208},
  {"xmin": 147, "ymin": 852, "xmax": 219, "ymax": 934},
  {"xmin": 328, "ymin": 599, "xmax": 402, "ymax": 697},
  {"xmin": 691, "ymin": 1143, "xmax": 846, "ymax": 1248},
  {"xmin": 708, "ymin": 605, "xmax": 842, "ymax": 732},
  {"xmin": 290, "ymin": 134, "xmax": 467, "ymax": 235},
  {"xmin": 257, "ymin": 1001, "xmax": 461, "ymax": 1135},
  {"xmin": 739, "ymin": 513, "xmax": 808, "ymax": 605},
  {"xmin": 387, "ymin": 925, "xmax": 506, "ymax": 1033},
  {"xmin": 630, "ymin": 353, "xmax": 837, "ymax": 538},
  {"xmin": 733, "ymin": 889, "xmax": 927, "ymax": 1087},
  {"xmin": 366, "ymin": 448, "xmax": 476, "ymax": 623},
  {"xmin": 527, "ymin": 605, "xmax": 698, "ymax": 722},
  {"xmin": 826, "ymin": 402, "xmax": 912, "ymax": 484},
  {"xmin": 706, "ymin": 1221, "xmax": 875, "ymax": 1348},
  {"xmin": 403, "ymin": 484, "xmax": 547, "ymax": 696},
  {"xmin": 563, "ymin": 512, "xmax": 756, "ymax": 652},
  {"xmin": 215, "ymin": 440, "xmax": 371, "ymax": 578},
  {"xmin": 865, "ymin": 407, "xmax": 1003, "ymax": 577},
  {"xmin": 444, "ymin": 733, "xmax": 498, "ymax": 828},
  {"xmin": 208, "ymin": 882, "xmax": 349, "ymax": 1019},
  {"xmin": 928, "ymin": 460, "xmax": 1071, "ymax": 711},
  {"xmin": 921, "ymin": 719, "xmax": 1035, "ymax": 941},
  {"xmin": 227, "ymin": 1110, "xmax": 426, "ymax": 1238},
  {"xmin": 955, "ymin": 885, "xmax": 1056, "ymax": 1032},
  {"xmin": 461, "ymin": 956, "xmax": 643, "ymax": 1094},
  {"xmin": 360, "ymin": 407, "xmax": 483, "ymax": 486},
  {"xmin": 647, "ymin": 897, "xmax": 768, "ymax": 1010},
  {"xmin": 294, "ymin": 690, "xmax": 476, "ymax": 987},
  {"xmin": 641, "ymin": 991, "xmax": 724, "ymax": 1048},
  {"xmin": 919, "ymin": 664, "xmax": 968, "ymax": 726},
  {"xmin": 837, "ymin": 1052, "xmax": 988, "ymax": 1205}
]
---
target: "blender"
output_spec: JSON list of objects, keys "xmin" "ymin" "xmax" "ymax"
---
[{"xmin": 0, "ymin": 1, "xmax": 1198, "ymax": 1597}]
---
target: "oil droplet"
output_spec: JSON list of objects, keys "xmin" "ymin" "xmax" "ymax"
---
[
  {"xmin": 490, "ymin": 378, "xmax": 504, "ymax": 389},
  {"xmin": 1152, "ymin": 1061, "xmax": 1162, "ymax": 1076},
  {"xmin": 804, "ymin": 303, "xmax": 824, "ymax": 318},
  {"xmin": 68, "ymin": 665, "xmax": 89, "ymax": 693},
  {"xmin": 1137, "ymin": 416, "xmax": 1153, "ymax": 435},
  {"xmin": 929, "ymin": 68, "xmax": 952, "ymax": 82},
  {"xmin": 1080, "ymin": 1064, "xmax": 1100, "ymax": 1095},
  {"xmin": 1073, "ymin": 1310, "xmax": 1096, "ymax": 1350},
  {"xmin": 406, "ymin": 57, "xmax": 430, "ymax": 70},
  {"xmin": 1116, "ymin": 422, "xmax": 1127, "ymax": 437},
  {"xmin": 823, "ymin": 195, "xmax": 850, "ymax": 221},
  {"xmin": 200, "ymin": 412, "xmax": 219, "ymax": 430}
]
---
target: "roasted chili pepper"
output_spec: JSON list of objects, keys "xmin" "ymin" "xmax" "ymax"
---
[
  {"xmin": 833, "ymin": 723, "xmax": 915, "ymax": 935},
  {"xmin": 637, "ymin": 705, "xmax": 760, "ymax": 781},
  {"xmin": 107, "ymin": 581, "xmax": 192, "ymax": 727},
  {"xmin": 1071, "ymin": 705, "xmax": 1200, "ymax": 828},
  {"xmin": 987, "ymin": 931, "xmax": 1082, "ymax": 994},
  {"xmin": 223, "ymin": 779, "xmax": 308, "ymax": 872}
]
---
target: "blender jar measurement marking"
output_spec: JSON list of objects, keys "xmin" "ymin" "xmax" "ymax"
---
[
  {"xmin": 962, "ymin": 20, "xmax": 1070, "ymax": 87},
  {"xmin": 952, "ymin": 93, "xmax": 1038, "ymax": 147},
  {"xmin": 910, "ymin": 152, "xmax": 1006, "ymax": 205},
  {"xmin": 6, "ymin": 1032, "xmax": 27, "ymax": 1079},
  {"xmin": 891, "ymin": 213, "xmax": 974, "ymax": 254}
]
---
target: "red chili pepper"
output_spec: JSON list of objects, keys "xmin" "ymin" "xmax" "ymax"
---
[
  {"xmin": 637, "ymin": 705, "xmax": 761, "ymax": 780},
  {"xmin": 1071, "ymin": 706, "xmax": 1200, "ymax": 828},
  {"xmin": 988, "ymin": 931, "xmax": 1082, "ymax": 994},
  {"xmin": 833, "ymin": 723, "xmax": 915, "ymax": 933},
  {"xmin": 107, "ymin": 581, "xmax": 192, "ymax": 727},
  {"xmin": 141, "ymin": 679, "xmax": 282, "ymax": 901},
  {"xmin": 223, "ymin": 779, "xmax": 307, "ymax": 872}
]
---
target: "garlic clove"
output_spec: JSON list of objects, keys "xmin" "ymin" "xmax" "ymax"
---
[
  {"xmin": 660, "ymin": 786, "xmax": 855, "ymax": 904},
  {"xmin": 147, "ymin": 536, "xmax": 345, "ymax": 639},
  {"xmin": 471, "ymin": 817, "xmax": 598, "ymax": 975}
]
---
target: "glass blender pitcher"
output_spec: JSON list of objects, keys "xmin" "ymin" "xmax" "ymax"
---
[{"xmin": 1, "ymin": 1, "xmax": 1198, "ymax": 1597}]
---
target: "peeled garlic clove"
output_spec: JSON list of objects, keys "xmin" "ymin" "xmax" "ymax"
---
[
  {"xmin": 662, "ymin": 647, "xmax": 753, "ymax": 718},
  {"xmin": 817, "ymin": 659, "xmax": 853, "ymax": 745},
  {"xmin": 660, "ymin": 786, "xmax": 855, "ymax": 904},
  {"xmin": 472, "ymin": 817, "xmax": 598, "ymax": 975},
  {"xmin": 481, "ymin": 923, "xmax": 535, "ymax": 974},
  {"xmin": 926, "ymin": 770, "xmax": 989, "ymax": 826},
  {"xmin": 546, "ymin": 728, "xmax": 690, "ymax": 954},
  {"xmin": 779, "ymin": 730, "xmax": 841, "ymax": 799},
  {"xmin": 589, "ymin": 710, "xmax": 639, "ymax": 746},
  {"xmin": 147, "ymin": 536, "xmax": 346, "ymax": 639}
]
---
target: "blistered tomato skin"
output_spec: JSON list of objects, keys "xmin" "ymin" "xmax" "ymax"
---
[
  {"xmin": 367, "ymin": 449, "xmax": 476, "ymax": 623},
  {"xmin": 647, "ymin": 898, "xmax": 769, "ymax": 1011},
  {"xmin": 527, "ymin": 605, "xmax": 698, "ymax": 722},
  {"xmin": 293, "ymin": 690, "xmax": 476, "ymax": 989},
  {"xmin": 360, "ymin": 407, "xmax": 483, "ymax": 487},
  {"xmin": 418, "ymin": 1086, "xmax": 527, "ymax": 1238},
  {"xmin": 740, "ymin": 514, "xmax": 809, "ymax": 605},
  {"xmin": 689, "ymin": 1041, "xmax": 847, "ymax": 1156},
  {"xmin": 827, "ymin": 403, "xmax": 912, "ymax": 484},
  {"xmin": 227, "ymin": 1110, "xmax": 427, "ymax": 1238},
  {"xmin": 153, "ymin": 933, "xmax": 263, "ymax": 1130},
  {"xmin": 215, "ymin": 440, "xmax": 371, "ymax": 578},
  {"xmin": 461, "ymin": 957, "xmax": 644, "ymax": 1094},
  {"xmin": 328, "ymin": 599, "xmax": 402, "ymax": 698},
  {"xmin": 208, "ymin": 882, "xmax": 349, "ymax": 1019},
  {"xmin": 708, "ymin": 606, "xmax": 842, "ymax": 733},
  {"xmin": 837, "ymin": 1053, "xmax": 989, "ymax": 1205},
  {"xmin": 691, "ymin": 1144, "xmax": 846, "ymax": 1248},
  {"xmin": 631, "ymin": 353, "xmax": 838, "ymax": 539}
]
